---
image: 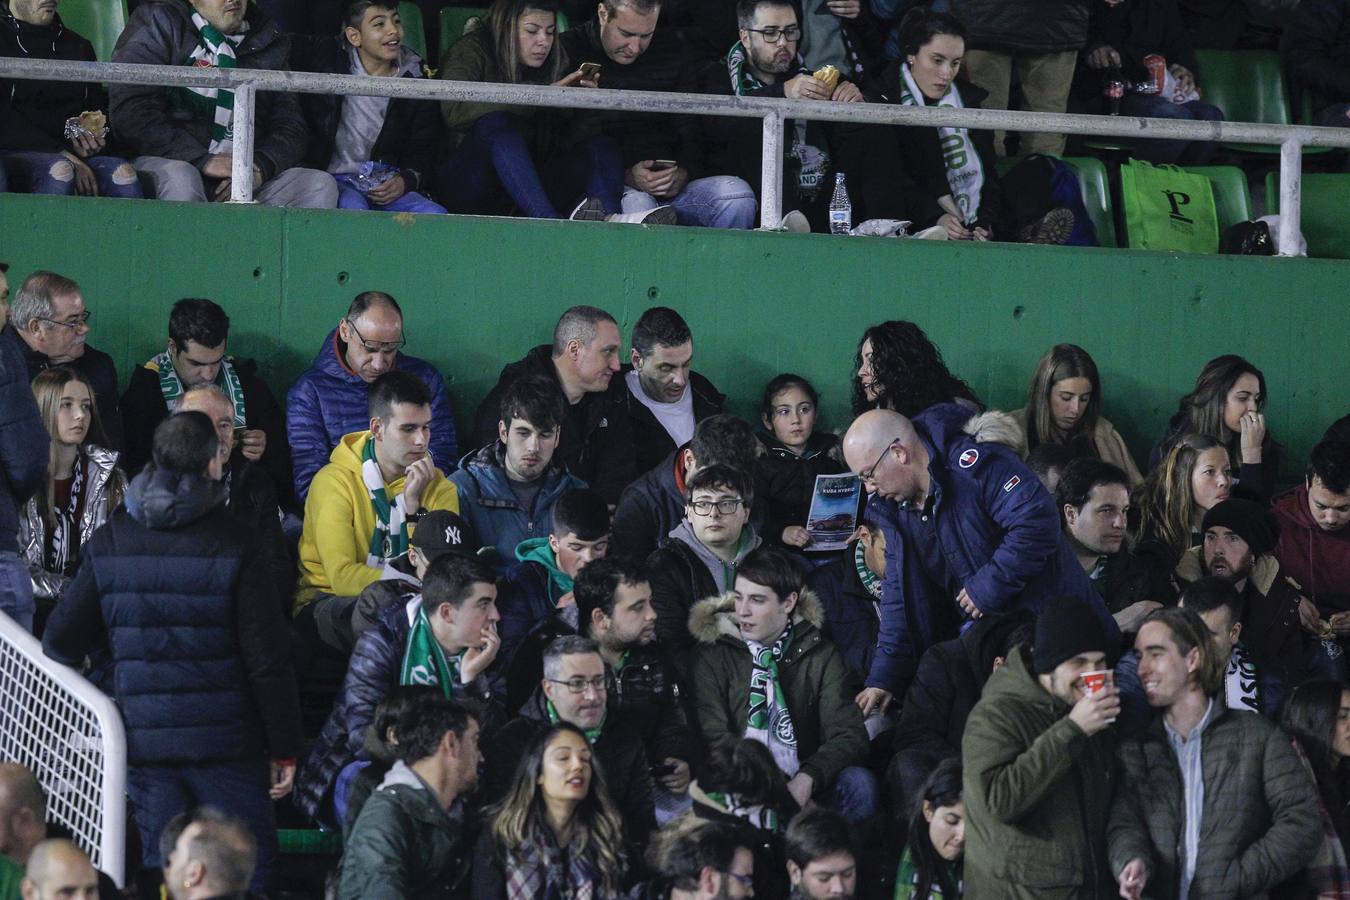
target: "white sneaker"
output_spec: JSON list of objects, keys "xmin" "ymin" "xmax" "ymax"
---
[
  {"xmin": 568, "ymin": 197, "xmax": 606, "ymax": 221},
  {"xmin": 606, "ymin": 205, "xmax": 677, "ymax": 226}
]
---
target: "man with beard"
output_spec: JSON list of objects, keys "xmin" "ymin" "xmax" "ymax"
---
[
  {"xmin": 121, "ymin": 298, "xmax": 289, "ymax": 504},
  {"xmin": 505, "ymin": 557, "xmax": 697, "ymax": 795},
  {"xmin": 1175, "ymin": 498, "xmax": 1311, "ymax": 690},
  {"xmin": 704, "ymin": 0, "xmax": 915, "ymax": 231},
  {"xmin": 1274, "ymin": 440, "xmax": 1350, "ymax": 657}
]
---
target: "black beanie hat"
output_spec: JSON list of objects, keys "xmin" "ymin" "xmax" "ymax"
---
[
  {"xmin": 1201, "ymin": 498, "xmax": 1280, "ymax": 557},
  {"xmin": 1033, "ymin": 594, "xmax": 1112, "ymax": 674}
]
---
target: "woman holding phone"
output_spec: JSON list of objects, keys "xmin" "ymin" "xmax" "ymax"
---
[{"xmin": 436, "ymin": 0, "xmax": 673, "ymax": 223}]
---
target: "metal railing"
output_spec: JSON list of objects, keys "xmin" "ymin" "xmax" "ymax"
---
[
  {"xmin": 0, "ymin": 611, "xmax": 127, "ymax": 888},
  {"xmin": 4, "ymin": 56, "xmax": 1350, "ymax": 255}
]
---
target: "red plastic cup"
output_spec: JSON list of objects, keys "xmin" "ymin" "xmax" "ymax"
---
[
  {"xmin": 1081, "ymin": 669, "xmax": 1113, "ymax": 694},
  {"xmin": 1143, "ymin": 54, "xmax": 1167, "ymax": 96}
]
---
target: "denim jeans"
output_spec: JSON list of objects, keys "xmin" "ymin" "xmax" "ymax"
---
[
  {"xmin": 828, "ymin": 764, "xmax": 880, "ymax": 823},
  {"xmin": 127, "ymin": 758, "xmax": 279, "ymax": 895},
  {"xmin": 1119, "ymin": 94, "xmax": 1224, "ymax": 165},
  {"xmin": 437, "ymin": 111, "xmax": 622, "ymax": 218},
  {"xmin": 621, "ymin": 174, "xmax": 756, "ymax": 228},
  {"xmin": 0, "ymin": 551, "xmax": 33, "ymax": 632},
  {"xmin": 1, "ymin": 152, "xmax": 143, "ymax": 199},
  {"xmin": 333, "ymin": 174, "xmax": 448, "ymax": 214}
]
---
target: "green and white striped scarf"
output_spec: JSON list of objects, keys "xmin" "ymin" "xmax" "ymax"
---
[
  {"xmin": 182, "ymin": 12, "xmax": 249, "ymax": 154},
  {"xmin": 725, "ymin": 41, "xmax": 830, "ymax": 202},
  {"xmin": 399, "ymin": 596, "xmax": 463, "ymax": 696},
  {"xmin": 855, "ymin": 540, "xmax": 882, "ymax": 600},
  {"xmin": 362, "ymin": 437, "xmax": 410, "ymax": 569},
  {"xmin": 148, "ymin": 348, "xmax": 247, "ymax": 428},
  {"xmin": 897, "ymin": 63, "xmax": 984, "ymax": 223},
  {"xmin": 746, "ymin": 620, "xmax": 799, "ymax": 776}
]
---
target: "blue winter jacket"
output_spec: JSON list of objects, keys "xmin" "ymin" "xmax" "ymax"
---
[
  {"xmin": 868, "ymin": 403, "xmax": 1120, "ymax": 696},
  {"xmin": 0, "ymin": 328, "xmax": 48, "ymax": 561},
  {"xmin": 42, "ymin": 468, "xmax": 302, "ymax": 766},
  {"xmin": 286, "ymin": 328, "xmax": 458, "ymax": 502},
  {"xmin": 447, "ymin": 442, "xmax": 586, "ymax": 574}
]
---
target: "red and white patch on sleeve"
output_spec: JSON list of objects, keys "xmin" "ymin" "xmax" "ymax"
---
[
  {"xmin": 958, "ymin": 449, "xmax": 979, "ymax": 468},
  {"xmin": 1003, "ymin": 475, "xmax": 1021, "ymax": 493}
]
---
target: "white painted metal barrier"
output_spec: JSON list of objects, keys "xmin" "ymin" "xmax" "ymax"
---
[
  {"xmin": 0, "ymin": 611, "xmax": 126, "ymax": 888},
  {"xmin": 4, "ymin": 57, "xmax": 1350, "ymax": 254}
]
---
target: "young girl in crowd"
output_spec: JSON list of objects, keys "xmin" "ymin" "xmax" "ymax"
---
[
  {"xmin": 758, "ymin": 374, "xmax": 848, "ymax": 551},
  {"xmin": 1130, "ymin": 433, "xmax": 1231, "ymax": 577},
  {"xmin": 895, "ymin": 758, "xmax": 965, "ymax": 899},
  {"xmin": 1150, "ymin": 354, "xmax": 1281, "ymax": 499},
  {"xmin": 436, "ymin": 0, "xmax": 671, "ymax": 224},
  {"xmin": 472, "ymin": 722, "xmax": 627, "ymax": 898},
  {"xmin": 853, "ymin": 320, "xmax": 980, "ymax": 418},
  {"xmin": 1013, "ymin": 344, "xmax": 1143, "ymax": 485},
  {"xmin": 18, "ymin": 367, "xmax": 125, "ymax": 632}
]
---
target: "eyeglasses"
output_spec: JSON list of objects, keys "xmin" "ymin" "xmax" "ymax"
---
[
  {"xmin": 859, "ymin": 438, "xmax": 899, "ymax": 483},
  {"xmin": 345, "ymin": 317, "xmax": 406, "ymax": 354},
  {"xmin": 725, "ymin": 871, "xmax": 755, "ymax": 889},
  {"xmin": 746, "ymin": 25, "xmax": 800, "ymax": 42},
  {"xmin": 37, "ymin": 310, "xmax": 91, "ymax": 330},
  {"xmin": 548, "ymin": 676, "xmax": 607, "ymax": 695},
  {"xmin": 689, "ymin": 498, "xmax": 745, "ymax": 516}
]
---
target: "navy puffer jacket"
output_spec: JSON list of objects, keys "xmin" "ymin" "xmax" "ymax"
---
[
  {"xmin": 42, "ymin": 468, "xmax": 301, "ymax": 765},
  {"xmin": 869, "ymin": 403, "xmax": 1120, "ymax": 697},
  {"xmin": 286, "ymin": 328, "xmax": 458, "ymax": 502}
]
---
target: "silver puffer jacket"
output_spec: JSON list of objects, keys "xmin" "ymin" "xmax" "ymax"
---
[{"xmin": 18, "ymin": 445, "xmax": 126, "ymax": 602}]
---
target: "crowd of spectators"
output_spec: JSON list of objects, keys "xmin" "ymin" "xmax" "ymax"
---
[
  {"xmin": 4, "ymin": 0, "xmax": 1347, "ymax": 238},
  {"xmin": 1, "ymin": 260, "xmax": 1348, "ymax": 898}
]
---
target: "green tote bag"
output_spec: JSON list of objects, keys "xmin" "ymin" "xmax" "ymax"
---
[{"xmin": 1121, "ymin": 159, "xmax": 1219, "ymax": 253}]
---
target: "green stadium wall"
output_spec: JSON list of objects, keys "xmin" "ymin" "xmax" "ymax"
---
[{"xmin": 2, "ymin": 194, "xmax": 1346, "ymax": 485}]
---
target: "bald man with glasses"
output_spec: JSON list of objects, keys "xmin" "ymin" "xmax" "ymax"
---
[{"xmin": 287, "ymin": 290, "xmax": 458, "ymax": 503}]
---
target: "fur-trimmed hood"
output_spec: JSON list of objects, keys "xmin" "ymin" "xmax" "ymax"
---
[
  {"xmin": 688, "ymin": 587, "xmax": 825, "ymax": 645},
  {"xmin": 961, "ymin": 409, "xmax": 1028, "ymax": 459},
  {"xmin": 1176, "ymin": 545, "xmax": 1280, "ymax": 596}
]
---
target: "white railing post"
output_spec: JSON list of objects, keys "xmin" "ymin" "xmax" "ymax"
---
[
  {"xmin": 759, "ymin": 110, "xmax": 784, "ymax": 230},
  {"xmin": 229, "ymin": 83, "xmax": 257, "ymax": 204},
  {"xmin": 1278, "ymin": 136, "xmax": 1303, "ymax": 257}
]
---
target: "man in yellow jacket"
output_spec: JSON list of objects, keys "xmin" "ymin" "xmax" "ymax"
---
[{"xmin": 296, "ymin": 370, "xmax": 459, "ymax": 651}]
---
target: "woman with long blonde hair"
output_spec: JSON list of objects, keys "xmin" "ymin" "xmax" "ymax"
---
[
  {"xmin": 1130, "ymin": 433, "xmax": 1231, "ymax": 577},
  {"xmin": 19, "ymin": 366, "xmax": 125, "ymax": 628},
  {"xmin": 1013, "ymin": 344, "xmax": 1142, "ymax": 485},
  {"xmin": 471, "ymin": 722, "xmax": 627, "ymax": 898}
]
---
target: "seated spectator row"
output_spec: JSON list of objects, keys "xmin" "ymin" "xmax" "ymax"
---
[
  {"xmin": 2, "ymin": 257, "xmax": 1348, "ymax": 897},
  {"xmin": 9, "ymin": 0, "xmax": 1349, "ymax": 241}
]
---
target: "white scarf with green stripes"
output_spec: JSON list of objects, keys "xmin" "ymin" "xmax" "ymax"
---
[{"xmin": 185, "ymin": 12, "xmax": 249, "ymax": 154}]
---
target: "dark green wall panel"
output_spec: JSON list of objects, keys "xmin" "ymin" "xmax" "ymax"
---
[{"xmin": 2, "ymin": 194, "xmax": 1345, "ymax": 484}]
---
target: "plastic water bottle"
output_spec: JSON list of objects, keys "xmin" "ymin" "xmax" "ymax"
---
[{"xmin": 828, "ymin": 172, "xmax": 852, "ymax": 235}]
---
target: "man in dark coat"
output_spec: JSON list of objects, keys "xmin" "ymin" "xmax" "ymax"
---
[
  {"xmin": 0, "ymin": 264, "xmax": 49, "ymax": 631},
  {"xmin": 120, "ymin": 297, "xmax": 293, "ymax": 509},
  {"xmin": 473, "ymin": 306, "xmax": 636, "ymax": 505},
  {"xmin": 0, "ymin": 0, "xmax": 143, "ymax": 198},
  {"xmin": 1109, "ymin": 608, "xmax": 1320, "ymax": 899},
  {"xmin": 843, "ymin": 405, "xmax": 1120, "ymax": 713},
  {"xmin": 42, "ymin": 412, "xmax": 301, "ymax": 895},
  {"xmin": 4, "ymin": 269, "xmax": 122, "ymax": 451},
  {"xmin": 111, "ymin": 0, "xmax": 337, "ymax": 207}
]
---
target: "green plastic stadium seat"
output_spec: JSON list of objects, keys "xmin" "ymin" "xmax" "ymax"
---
[
  {"xmin": 1193, "ymin": 50, "xmax": 1328, "ymax": 155},
  {"xmin": 1183, "ymin": 166, "xmax": 1252, "ymax": 231},
  {"xmin": 1264, "ymin": 171, "xmax": 1350, "ymax": 259},
  {"xmin": 1061, "ymin": 156, "xmax": 1118, "ymax": 248},
  {"xmin": 399, "ymin": 2, "xmax": 427, "ymax": 63},
  {"xmin": 439, "ymin": 6, "xmax": 488, "ymax": 59},
  {"xmin": 995, "ymin": 155, "xmax": 1117, "ymax": 247},
  {"xmin": 57, "ymin": 0, "xmax": 128, "ymax": 62}
]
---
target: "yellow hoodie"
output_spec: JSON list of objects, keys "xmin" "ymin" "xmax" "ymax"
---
[{"xmin": 294, "ymin": 431, "xmax": 459, "ymax": 614}]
